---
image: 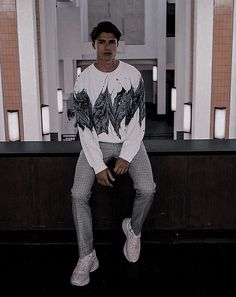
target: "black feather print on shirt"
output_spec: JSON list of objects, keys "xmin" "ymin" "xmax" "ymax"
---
[
  {"xmin": 93, "ymin": 87, "xmax": 115, "ymax": 135},
  {"xmin": 125, "ymin": 77, "xmax": 145, "ymax": 127},
  {"xmin": 73, "ymin": 89, "xmax": 93, "ymax": 130},
  {"xmin": 74, "ymin": 77, "xmax": 145, "ymax": 138},
  {"xmin": 112, "ymin": 87, "xmax": 132, "ymax": 138}
]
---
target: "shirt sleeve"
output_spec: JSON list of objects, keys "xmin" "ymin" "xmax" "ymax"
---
[
  {"xmin": 119, "ymin": 76, "xmax": 146, "ymax": 162},
  {"xmin": 73, "ymin": 80, "xmax": 107, "ymax": 175},
  {"xmin": 78, "ymin": 126, "xmax": 107, "ymax": 174}
]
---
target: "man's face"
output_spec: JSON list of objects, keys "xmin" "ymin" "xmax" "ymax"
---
[{"xmin": 93, "ymin": 32, "xmax": 118, "ymax": 62}]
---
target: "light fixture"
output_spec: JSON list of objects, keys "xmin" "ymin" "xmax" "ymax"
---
[
  {"xmin": 171, "ymin": 87, "xmax": 176, "ymax": 111},
  {"xmin": 7, "ymin": 110, "xmax": 20, "ymax": 141},
  {"xmin": 77, "ymin": 67, "xmax": 82, "ymax": 77},
  {"xmin": 183, "ymin": 103, "xmax": 192, "ymax": 133},
  {"xmin": 57, "ymin": 88, "xmax": 63, "ymax": 113},
  {"xmin": 214, "ymin": 107, "xmax": 226, "ymax": 139},
  {"xmin": 41, "ymin": 104, "xmax": 50, "ymax": 135},
  {"xmin": 152, "ymin": 66, "xmax": 157, "ymax": 82}
]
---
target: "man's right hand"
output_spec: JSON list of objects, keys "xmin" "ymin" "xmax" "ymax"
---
[{"xmin": 96, "ymin": 168, "xmax": 115, "ymax": 187}]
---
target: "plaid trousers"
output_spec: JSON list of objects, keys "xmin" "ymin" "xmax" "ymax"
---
[{"xmin": 71, "ymin": 142, "xmax": 156, "ymax": 258}]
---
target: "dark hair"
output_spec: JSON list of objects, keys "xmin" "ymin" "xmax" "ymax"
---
[{"xmin": 90, "ymin": 21, "xmax": 121, "ymax": 43}]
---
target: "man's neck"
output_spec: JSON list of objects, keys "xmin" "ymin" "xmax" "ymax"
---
[{"xmin": 94, "ymin": 59, "xmax": 119, "ymax": 73}]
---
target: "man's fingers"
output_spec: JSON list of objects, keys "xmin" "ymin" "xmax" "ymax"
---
[
  {"xmin": 114, "ymin": 158, "xmax": 129, "ymax": 175},
  {"xmin": 113, "ymin": 166, "xmax": 118, "ymax": 173},
  {"xmin": 100, "ymin": 170, "xmax": 114, "ymax": 187},
  {"xmin": 114, "ymin": 165, "xmax": 128, "ymax": 175},
  {"xmin": 114, "ymin": 164, "xmax": 122, "ymax": 174},
  {"xmin": 97, "ymin": 179, "xmax": 105, "ymax": 186},
  {"xmin": 104, "ymin": 175, "xmax": 113, "ymax": 187},
  {"xmin": 107, "ymin": 169, "xmax": 115, "ymax": 181}
]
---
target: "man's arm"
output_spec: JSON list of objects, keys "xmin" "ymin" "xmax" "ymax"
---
[
  {"xmin": 118, "ymin": 76, "xmax": 145, "ymax": 167},
  {"xmin": 73, "ymin": 86, "xmax": 107, "ymax": 174},
  {"xmin": 74, "ymin": 89, "xmax": 116, "ymax": 186}
]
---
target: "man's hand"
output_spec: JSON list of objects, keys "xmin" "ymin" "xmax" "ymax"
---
[
  {"xmin": 96, "ymin": 168, "xmax": 115, "ymax": 187},
  {"xmin": 113, "ymin": 158, "xmax": 129, "ymax": 175}
]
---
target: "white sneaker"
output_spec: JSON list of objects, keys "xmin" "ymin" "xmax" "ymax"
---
[
  {"xmin": 70, "ymin": 249, "xmax": 99, "ymax": 286},
  {"xmin": 122, "ymin": 218, "xmax": 141, "ymax": 263}
]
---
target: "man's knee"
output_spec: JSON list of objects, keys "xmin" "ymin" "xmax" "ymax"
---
[
  {"xmin": 71, "ymin": 188, "xmax": 91, "ymax": 204},
  {"xmin": 136, "ymin": 182, "xmax": 156, "ymax": 198}
]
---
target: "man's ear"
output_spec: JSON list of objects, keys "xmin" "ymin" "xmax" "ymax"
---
[{"xmin": 92, "ymin": 42, "xmax": 96, "ymax": 49}]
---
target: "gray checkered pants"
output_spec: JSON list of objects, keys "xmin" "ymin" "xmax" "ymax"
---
[{"xmin": 71, "ymin": 142, "xmax": 156, "ymax": 258}]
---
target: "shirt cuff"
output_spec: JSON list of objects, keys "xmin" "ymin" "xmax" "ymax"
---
[
  {"xmin": 93, "ymin": 162, "xmax": 108, "ymax": 175},
  {"xmin": 119, "ymin": 152, "xmax": 133, "ymax": 163}
]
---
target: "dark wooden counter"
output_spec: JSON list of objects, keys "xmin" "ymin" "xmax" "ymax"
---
[{"xmin": 1, "ymin": 139, "xmax": 236, "ymax": 232}]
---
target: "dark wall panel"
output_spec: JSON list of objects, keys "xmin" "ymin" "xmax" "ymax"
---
[
  {"xmin": 186, "ymin": 155, "xmax": 236, "ymax": 229},
  {"xmin": 0, "ymin": 158, "xmax": 34, "ymax": 230},
  {"xmin": 146, "ymin": 155, "xmax": 187, "ymax": 230},
  {"xmin": 33, "ymin": 157, "xmax": 77, "ymax": 230}
]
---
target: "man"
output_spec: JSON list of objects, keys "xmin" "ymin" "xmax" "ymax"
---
[{"xmin": 70, "ymin": 21, "xmax": 156, "ymax": 286}]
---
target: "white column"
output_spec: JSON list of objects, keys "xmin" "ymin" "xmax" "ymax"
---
[
  {"xmin": 62, "ymin": 58, "xmax": 77, "ymax": 135},
  {"xmin": 0, "ymin": 64, "xmax": 6, "ymax": 141},
  {"xmin": 191, "ymin": 0, "xmax": 213, "ymax": 139},
  {"xmin": 156, "ymin": 0, "xmax": 166, "ymax": 114},
  {"xmin": 39, "ymin": 0, "xmax": 59, "ymax": 140},
  {"xmin": 229, "ymin": 2, "xmax": 236, "ymax": 138},
  {"xmin": 63, "ymin": 58, "xmax": 74, "ymax": 95},
  {"xmin": 16, "ymin": 0, "xmax": 42, "ymax": 141},
  {"xmin": 174, "ymin": 0, "xmax": 192, "ymax": 139}
]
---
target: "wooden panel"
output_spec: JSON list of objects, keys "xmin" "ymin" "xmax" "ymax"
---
[
  {"xmin": 0, "ymin": 158, "xmax": 34, "ymax": 230},
  {"xmin": 187, "ymin": 155, "xmax": 236, "ymax": 229},
  {"xmin": 1, "ymin": 153, "xmax": 236, "ymax": 232},
  {"xmin": 32, "ymin": 157, "xmax": 77, "ymax": 230},
  {"xmin": 145, "ymin": 155, "xmax": 187, "ymax": 230}
]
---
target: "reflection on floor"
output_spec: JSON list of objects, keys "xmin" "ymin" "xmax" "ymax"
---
[{"xmin": 1, "ymin": 234, "xmax": 236, "ymax": 296}]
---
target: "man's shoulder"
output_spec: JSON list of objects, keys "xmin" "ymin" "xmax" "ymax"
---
[
  {"xmin": 120, "ymin": 61, "xmax": 139, "ymax": 72},
  {"xmin": 74, "ymin": 64, "xmax": 94, "ymax": 92},
  {"xmin": 79, "ymin": 64, "xmax": 94, "ymax": 78},
  {"xmin": 119, "ymin": 61, "xmax": 141, "ymax": 78}
]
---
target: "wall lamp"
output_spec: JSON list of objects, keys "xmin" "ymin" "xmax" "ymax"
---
[
  {"xmin": 152, "ymin": 66, "xmax": 157, "ymax": 82},
  {"xmin": 171, "ymin": 87, "xmax": 176, "ymax": 111},
  {"xmin": 214, "ymin": 107, "xmax": 226, "ymax": 139},
  {"xmin": 183, "ymin": 103, "xmax": 192, "ymax": 133},
  {"xmin": 7, "ymin": 110, "xmax": 20, "ymax": 141},
  {"xmin": 77, "ymin": 67, "xmax": 82, "ymax": 77},
  {"xmin": 41, "ymin": 104, "xmax": 50, "ymax": 135},
  {"xmin": 57, "ymin": 88, "xmax": 63, "ymax": 113}
]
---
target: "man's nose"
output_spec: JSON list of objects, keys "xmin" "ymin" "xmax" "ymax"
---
[{"xmin": 104, "ymin": 42, "xmax": 111, "ymax": 48}]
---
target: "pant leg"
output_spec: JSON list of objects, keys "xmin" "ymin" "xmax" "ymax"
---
[
  {"xmin": 71, "ymin": 143, "xmax": 116, "ymax": 258},
  {"xmin": 71, "ymin": 150, "xmax": 96, "ymax": 258},
  {"xmin": 128, "ymin": 142, "xmax": 156, "ymax": 235}
]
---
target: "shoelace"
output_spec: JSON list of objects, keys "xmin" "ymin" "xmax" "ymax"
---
[{"xmin": 128, "ymin": 227, "xmax": 139, "ymax": 249}]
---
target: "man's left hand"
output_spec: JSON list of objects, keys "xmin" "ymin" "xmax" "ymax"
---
[{"xmin": 113, "ymin": 158, "xmax": 129, "ymax": 175}]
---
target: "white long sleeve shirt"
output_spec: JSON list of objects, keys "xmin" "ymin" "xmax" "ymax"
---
[{"xmin": 73, "ymin": 61, "xmax": 145, "ymax": 174}]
